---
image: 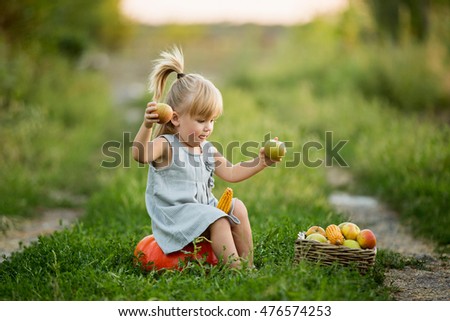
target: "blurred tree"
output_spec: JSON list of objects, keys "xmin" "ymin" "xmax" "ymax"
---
[
  {"xmin": 368, "ymin": 1, "xmax": 401, "ymax": 42},
  {"xmin": 0, "ymin": 0, "xmax": 131, "ymax": 58},
  {"xmin": 367, "ymin": 0, "xmax": 429, "ymax": 43},
  {"xmin": 0, "ymin": 0, "xmax": 132, "ymax": 109},
  {"xmin": 404, "ymin": 0, "xmax": 429, "ymax": 41}
]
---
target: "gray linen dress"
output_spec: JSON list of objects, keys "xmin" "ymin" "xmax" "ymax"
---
[{"xmin": 145, "ymin": 134, "xmax": 240, "ymax": 254}]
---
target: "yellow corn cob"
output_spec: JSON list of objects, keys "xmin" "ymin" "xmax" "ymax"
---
[{"xmin": 217, "ymin": 187, "xmax": 233, "ymax": 214}]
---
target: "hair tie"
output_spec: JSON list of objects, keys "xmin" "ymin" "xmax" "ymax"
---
[{"xmin": 177, "ymin": 73, "xmax": 185, "ymax": 79}]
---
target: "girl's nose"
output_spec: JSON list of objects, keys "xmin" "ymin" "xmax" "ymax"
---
[{"xmin": 205, "ymin": 122, "xmax": 213, "ymax": 131}]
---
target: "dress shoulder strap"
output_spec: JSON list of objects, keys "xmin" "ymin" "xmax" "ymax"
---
[
  {"xmin": 202, "ymin": 141, "xmax": 215, "ymax": 160},
  {"xmin": 159, "ymin": 134, "xmax": 181, "ymax": 150},
  {"xmin": 159, "ymin": 134, "xmax": 175, "ymax": 144},
  {"xmin": 158, "ymin": 134, "xmax": 180, "ymax": 160}
]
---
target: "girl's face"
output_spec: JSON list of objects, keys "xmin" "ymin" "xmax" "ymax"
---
[{"xmin": 175, "ymin": 113, "xmax": 216, "ymax": 147}]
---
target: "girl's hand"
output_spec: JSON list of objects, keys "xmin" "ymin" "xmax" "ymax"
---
[
  {"xmin": 144, "ymin": 102, "xmax": 160, "ymax": 128},
  {"xmin": 259, "ymin": 137, "xmax": 283, "ymax": 167}
]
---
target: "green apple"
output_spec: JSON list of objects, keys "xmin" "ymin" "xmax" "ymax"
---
[
  {"xmin": 264, "ymin": 139, "xmax": 286, "ymax": 161},
  {"xmin": 306, "ymin": 233, "xmax": 328, "ymax": 243},
  {"xmin": 343, "ymin": 239, "xmax": 361, "ymax": 249}
]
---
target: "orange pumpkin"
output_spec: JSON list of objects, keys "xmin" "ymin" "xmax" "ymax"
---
[{"xmin": 134, "ymin": 235, "xmax": 218, "ymax": 271}]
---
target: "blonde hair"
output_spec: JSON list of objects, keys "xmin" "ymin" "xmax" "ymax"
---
[{"xmin": 148, "ymin": 46, "xmax": 223, "ymax": 137}]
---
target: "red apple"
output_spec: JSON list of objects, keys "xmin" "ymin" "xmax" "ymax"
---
[
  {"xmin": 356, "ymin": 229, "xmax": 377, "ymax": 249},
  {"xmin": 340, "ymin": 222, "xmax": 360, "ymax": 240}
]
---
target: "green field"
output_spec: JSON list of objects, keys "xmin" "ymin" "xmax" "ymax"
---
[{"xmin": 1, "ymin": 2, "xmax": 449, "ymax": 300}]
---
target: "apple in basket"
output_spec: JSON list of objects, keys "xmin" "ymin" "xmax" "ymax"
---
[
  {"xmin": 306, "ymin": 233, "xmax": 328, "ymax": 243},
  {"xmin": 343, "ymin": 239, "xmax": 361, "ymax": 249},
  {"xmin": 357, "ymin": 229, "xmax": 377, "ymax": 249},
  {"xmin": 340, "ymin": 222, "xmax": 360, "ymax": 240},
  {"xmin": 305, "ymin": 226, "xmax": 326, "ymax": 237}
]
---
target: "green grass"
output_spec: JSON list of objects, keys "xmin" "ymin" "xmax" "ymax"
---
[
  {"xmin": 0, "ymin": 166, "xmax": 389, "ymax": 300},
  {"xmin": 0, "ymin": 232, "xmax": 388, "ymax": 300}
]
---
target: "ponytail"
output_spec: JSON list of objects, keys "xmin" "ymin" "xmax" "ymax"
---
[{"xmin": 148, "ymin": 46, "xmax": 184, "ymax": 102}]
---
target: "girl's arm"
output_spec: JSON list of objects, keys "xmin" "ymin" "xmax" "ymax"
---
[
  {"xmin": 214, "ymin": 145, "xmax": 280, "ymax": 183},
  {"xmin": 132, "ymin": 102, "xmax": 166, "ymax": 164}
]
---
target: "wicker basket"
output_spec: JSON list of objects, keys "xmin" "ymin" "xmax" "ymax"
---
[{"xmin": 294, "ymin": 232, "xmax": 376, "ymax": 273}]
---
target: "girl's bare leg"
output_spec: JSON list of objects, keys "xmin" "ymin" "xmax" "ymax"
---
[
  {"xmin": 209, "ymin": 217, "xmax": 240, "ymax": 268},
  {"xmin": 230, "ymin": 199, "xmax": 254, "ymax": 267}
]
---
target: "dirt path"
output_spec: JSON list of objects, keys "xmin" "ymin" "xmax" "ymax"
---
[
  {"xmin": 0, "ymin": 208, "xmax": 84, "ymax": 262},
  {"xmin": 327, "ymin": 168, "xmax": 449, "ymax": 300}
]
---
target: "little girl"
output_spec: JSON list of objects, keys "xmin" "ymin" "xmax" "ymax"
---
[{"xmin": 132, "ymin": 47, "xmax": 281, "ymax": 268}]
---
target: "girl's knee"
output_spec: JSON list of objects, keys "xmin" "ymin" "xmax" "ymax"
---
[
  {"xmin": 210, "ymin": 217, "xmax": 231, "ymax": 230},
  {"xmin": 233, "ymin": 199, "xmax": 248, "ymax": 220}
]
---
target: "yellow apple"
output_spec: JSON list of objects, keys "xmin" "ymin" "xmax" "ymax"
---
[
  {"xmin": 338, "ymin": 222, "xmax": 351, "ymax": 229},
  {"xmin": 155, "ymin": 103, "xmax": 173, "ymax": 124},
  {"xmin": 340, "ymin": 222, "xmax": 360, "ymax": 240},
  {"xmin": 306, "ymin": 233, "xmax": 328, "ymax": 243},
  {"xmin": 306, "ymin": 226, "xmax": 326, "ymax": 237},
  {"xmin": 264, "ymin": 139, "xmax": 286, "ymax": 161}
]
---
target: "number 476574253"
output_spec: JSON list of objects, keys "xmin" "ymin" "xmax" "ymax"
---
[{"xmin": 259, "ymin": 305, "xmax": 331, "ymax": 317}]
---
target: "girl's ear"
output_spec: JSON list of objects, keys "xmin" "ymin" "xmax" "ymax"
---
[{"xmin": 171, "ymin": 111, "xmax": 180, "ymax": 127}]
